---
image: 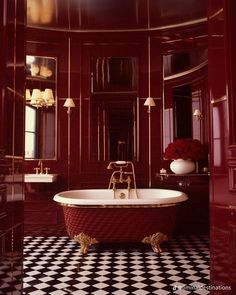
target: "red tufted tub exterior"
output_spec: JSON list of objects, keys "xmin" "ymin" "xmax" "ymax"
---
[
  {"xmin": 63, "ymin": 205, "xmax": 178, "ymax": 243},
  {"xmin": 54, "ymin": 188, "xmax": 188, "ymax": 245}
]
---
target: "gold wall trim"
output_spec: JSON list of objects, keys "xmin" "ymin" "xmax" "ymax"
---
[
  {"xmin": 164, "ymin": 60, "xmax": 208, "ymax": 81},
  {"xmin": 0, "ymin": 222, "xmax": 23, "ymax": 237},
  {"xmin": 92, "ymin": 91, "xmax": 137, "ymax": 95},
  {"xmin": 83, "ymin": 42, "xmax": 140, "ymax": 46},
  {"xmin": 211, "ymin": 96, "xmax": 227, "ymax": 104},
  {"xmin": 27, "ymin": 40, "xmax": 59, "ymax": 45},
  {"xmin": 5, "ymin": 155, "xmax": 24, "ymax": 160},
  {"xmin": 27, "ymin": 17, "xmax": 207, "ymax": 34},
  {"xmin": 209, "ymin": 8, "xmax": 224, "ymax": 20},
  {"xmin": 211, "ymin": 203, "xmax": 236, "ymax": 210},
  {"xmin": 6, "ymin": 86, "xmax": 24, "ymax": 99}
]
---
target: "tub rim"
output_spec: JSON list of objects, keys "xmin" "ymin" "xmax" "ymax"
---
[
  {"xmin": 54, "ymin": 188, "xmax": 188, "ymax": 208},
  {"xmin": 56, "ymin": 202, "xmax": 180, "ymax": 208}
]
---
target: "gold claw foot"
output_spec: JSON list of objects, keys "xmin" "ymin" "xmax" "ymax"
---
[
  {"xmin": 74, "ymin": 233, "xmax": 98, "ymax": 254},
  {"xmin": 142, "ymin": 232, "xmax": 168, "ymax": 254}
]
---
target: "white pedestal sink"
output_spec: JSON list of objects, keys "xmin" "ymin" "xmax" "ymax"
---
[{"xmin": 24, "ymin": 174, "xmax": 58, "ymax": 183}]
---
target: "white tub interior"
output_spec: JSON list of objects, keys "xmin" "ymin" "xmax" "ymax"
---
[{"xmin": 54, "ymin": 189, "xmax": 188, "ymax": 206}]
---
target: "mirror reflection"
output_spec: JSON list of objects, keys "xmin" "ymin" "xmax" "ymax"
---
[
  {"xmin": 90, "ymin": 57, "xmax": 138, "ymax": 161},
  {"xmin": 172, "ymin": 84, "xmax": 194, "ymax": 139},
  {"xmin": 25, "ymin": 55, "xmax": 57, "ymax": 159},
  {"xmin": 163, "ymin": 50, "xmax": 207, "ymax": 150}
]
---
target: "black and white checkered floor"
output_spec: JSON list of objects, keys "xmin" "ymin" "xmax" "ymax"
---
[{"xmin": 23, "ymin": 235, "xmax": 209, "ymax": 295}]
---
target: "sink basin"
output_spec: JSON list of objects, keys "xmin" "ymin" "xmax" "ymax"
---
[{"xmin": 24, "ymin": 174, "xmax": 58, "ymax": 183}]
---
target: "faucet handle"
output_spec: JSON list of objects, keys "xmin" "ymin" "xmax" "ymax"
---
[
  {"xmin": 44, "ymin": 167, "xmax": 50, "ymax": 174},
  {"xmin": 34, "ymin": 167, "xmax": 40, "ymax": 174}
]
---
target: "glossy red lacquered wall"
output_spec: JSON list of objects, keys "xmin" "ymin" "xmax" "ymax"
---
[
  {"xmin": 208, "ymin": 0, "xmax": 236, "ymax": 293},
  {"xmin": 0, "ymin": 0, "xmax": 25, "ymax": 294}
]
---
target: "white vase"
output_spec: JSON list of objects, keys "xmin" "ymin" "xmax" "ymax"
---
[{"xmin": 170, "ymin": 159, "xmax": 195, "ymax": 174}]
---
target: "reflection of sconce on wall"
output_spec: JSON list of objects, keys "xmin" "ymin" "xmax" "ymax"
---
[
  {"xmin": 27, "ymin": 88, "xmax": 55, "ymax": 108},
  {"xmin": 29, "ymin": 89, "xmax": 41, "ymax": 107},
  {"xmin": 30, "ymin": 63, "xmax": 53, "ymax": 78},
  {"xmin": 43, "ymin": 88, "xmax": 55, "ymax": 106},
  {"xmin": 30, "ymin": 63, "xmax": 39, "ymax": 76},
  {"xmin": 193, "ymin": 109, "xmax": 203, "ymax": 120},
  {"xmin": 27, "ymin": 0, "xmax": 55, "ymax": 25}
]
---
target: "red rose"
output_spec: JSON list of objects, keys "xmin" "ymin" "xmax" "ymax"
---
[{"xmin": 163, "ymin": 139, "xmax": 207, "ymax": 161}]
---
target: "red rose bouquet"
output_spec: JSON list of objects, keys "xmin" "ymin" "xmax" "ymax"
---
[{"xmin": 163, "ymin": 139, "xmax": 207, "ymax": 161}]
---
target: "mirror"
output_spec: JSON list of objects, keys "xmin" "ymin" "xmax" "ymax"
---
[
  {"xmin": 172, "ymin": 84, "xmax": 195, "ymax": 139},
  {"xmin": 25, "ymin": 55, "xmax": 57, "ymax": 159},
  {"xmin": 90, "ymin": 56, "xmax": 138, "ymax": 161},
  {"xmin": 163, "ymin": 50, "xmax": 208, "ymax": 150}
]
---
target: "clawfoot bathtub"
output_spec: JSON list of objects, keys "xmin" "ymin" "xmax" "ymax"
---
[{"xmin": 54, "ymin": 188, "xmax": 187, "ymax": 254}]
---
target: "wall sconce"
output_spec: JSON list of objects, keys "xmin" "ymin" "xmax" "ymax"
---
[
  {"xmin": 144, "ymin": 96, "xmax": 156, "ymax": 112},
  {"xmin": 63, "ymin": 98, "xmax": 75, "ymax": 114},
  {"xmin": 193, "ymin": 109, "xmax": 203, "ymax": 120}
]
